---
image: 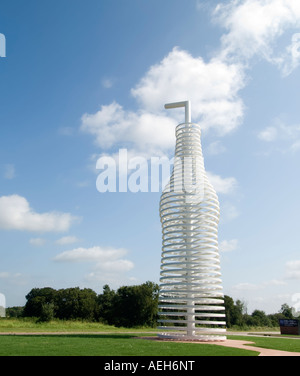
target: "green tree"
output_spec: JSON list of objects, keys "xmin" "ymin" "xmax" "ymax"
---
[
  {"xmin": 112, "ymin": 281, "xmax": 159, "ymax": 327},
  {"xmin": 39, "ymin": 302, "xmax": 55, "ymax": 322},
  {"xmin": 251, "ymin": 309, "xmax": 271, "ymax": 326},
  {"xmin": 6, "ymin": 306, "xmax": 24, "ymax": 318},
  {"xmin": 97, "ymin": 284, "xmax": 116, "ymax": 324},
  {"xmin": 279, "ymin": 303, "xmax": 294, "ymax": 319},
  {"xmin": 232, "ymin": 299, "xmax": 246, "ymax": 326},
  {"xmin": 55, "ymin": 287, "xmax": 97, "ymax": 320},
  {"xmin": 268, "ymin": 312, "xmax": 283, "ymax": 327},
  {"xmin": 224, "ymin": 295, "xmax": 235, "ymax": 328},
  {"xmin": 77, "ymin": 288, "xmax": 98, "ymax": 320},
  {"xmin": 23, "ymin": 287, "xmax": 57, "ymax": 317}
]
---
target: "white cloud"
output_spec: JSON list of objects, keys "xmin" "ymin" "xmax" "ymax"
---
[
  {"xmin": 285, "ymin": 260, "xmax": 300, "ymax": 279},
  {"xmin": 219, "ymin": 239, "xmax": 238, "ymax": 252},
  {"xmin": 220, "ymin": 202, "xmax": 240, "ymax": 222},
  {"xmin": 234, "ymin": 280, "xmax": 287, "ymax": 291},
  {"xmin": 54, "ymin": 246, "xmax": 132, "ymax": 266},
  {"xmin": 131, "ymin": 47, "xmax": 245, "ymax": 134},
  {"xmin": 81, "ymin": 1, "xmax": 300, "ymax": 164},
  {"xmin": 258, "ymin": 118, "xmax": 300, "ymax": 151},
  {"xmin": 0, "ymin": 272, "xmax": 22, "ymax": 279},
  {"xmin": 29, "ymin": 238, "xmax": 46, "ymax": 246},
  {"xmin": 0, "ymin": 272, "xmax": 10, "ymax": 279},
  {"xmin": 58, "ymin": 127, "xmax": 75, "ymax": 136},
  {"xmin": 55, "ymin": 236, "xmax": 80, "ymax": 245},
  {"xmin": 233, "ymin": 282, "xmax": 260, "ymax": 291},
  {"xmin": 214, "ymin": 0, "xmax": 300, "ymax": 75},
  {"xmin": 0, "ymin": 195, "xmax": 77, "ymax": 232},
  {"xmin": 196, "ymin": 1, "xmax": 216, "ymax": 13},
  {"xmin": 93, "ymin": 259, "xmax": 134, "ymax": 273},
  {"xmin": 207, "ymin": 171, "xmax": 238, "ymax": 194},
  {"xmin": 101, "ymin": 77, "xmax": 114, "ymax": 89},
  {"xmin": 80, "ymin": 101, "xmax": 176, "ymax": 157},
  {"xmin": 85, "ymin": 270, "xmax": 136, "ymax": 287},
  {"xmin": 290, "ymin": 140, "xmax": 300, "ymax": 152},
  {"xmin": 265, "ymin": 279, "xmax": 287, "ymax": 286},
  {"xmin": 258, "ymin": 126, "xmax": 278, "ymax": 142},
  {"xmin": 81, "ymin": 47, "xmax": 246, "ymax": 159},
  {"xmin": 76, "ymin": 180, "xmax": 90, "ymax": 188},
  {"xmin": 3, "ymin": 164, "xmax": 15, "ymax": 180},
  {"xmin": 54, "ymin": 246, "xmax": 127, "ymax": 262},
  {"xmin": 54, "ymin": 246, "xmax": 134, "ymax": 282},
  {"xmin": 206, "ymin": 141, "xmax": 227, "ymax": 155},
  {"xmin": 280, "ymin": 32, "xmax": 300, "ymax": 76}
]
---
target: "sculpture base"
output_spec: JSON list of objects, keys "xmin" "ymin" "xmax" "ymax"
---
[{"xmin": 157, "ymin": 333, "xmax": 227, "ymax": 342}]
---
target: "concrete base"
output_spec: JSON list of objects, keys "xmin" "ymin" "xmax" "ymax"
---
[{"xmin": 157, "ymin": 333, "xmax": 227, "ymax": 342}]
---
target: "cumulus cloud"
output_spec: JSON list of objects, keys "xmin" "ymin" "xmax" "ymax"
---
[
  {"xmin": 232, "ymin": 282, "xmax": 260, "ymax": 291},
  {"xmin": 81, "ymin": 0, "xmax": 300, "ymax": 206},
  {"xmin": 101, "ymin": 77, "xmax": 115, "ymax": 89},
  {"xmin": 54, "ymin": 246, "xmax": 134, "ymax": 273},
  {"xmin": 3, "ymin": 164, "xmax": 15, "ymax": 180},
  {"xmin": 285, "ymin": 260, "xmax": 300, "ymax": 279},
  {"xmin": 0, "ymin": 272, "xmax": 22, "ymax": 279},
  {"xmin": 81, "ymin": 101, "xmax": 176, "ymax": 157},
  {"xmin": 214, "ymin": 0, "xmax": 300, "ymax": 75},
  {"xmin": 0, "ymin": 195, "xmax": 77, "ymax": 232},
  {"xmin": 81, "ymin": 1, "xmax": 300, "ymax": 160},
  {"xmin": 220, "ymin": 201, "xmax": 240, "ymax": 222},
  {"xmin": 55, "ymin": 236, "xmax": 80, "ymax": 245},
  {"xmin": 80, "ymin": 46, "xmax": 247, "ymax": 159},
  {"xmin": 206, "ymin": 171, "xmax": 238, "ymax": 195},
  {"xmin": 219, "ymin": 239, "xmax": 238, "ymax": 252},
  {"xmin": 131, "ymin": 47, "xmax": 245, "ymax": 134},
  {"xmin": 258, "ymin": 117, "xmax": 300, "ymax": 152},
  {"xmin": 54, "ymin": 246, "xmax": 126, "ymax": 262},
  {"xmin": 280, "ymin": 32, "xmax": 300, "ymax": 76},
  {"xmin": 29, "ymin": 238, "xmax": 46, "ymax": 246},
  {"xmin": 258, "ymin": 126, "xmax": 279, "ymax": 142},
  {"xmin": 206, "ymin": 141, "xmax": 227, "ymax": 156}
]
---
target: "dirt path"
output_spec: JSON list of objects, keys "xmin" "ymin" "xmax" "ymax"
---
[{"xmin": 140, "ymin": 336, "xmax": 300, "ymax": 356}]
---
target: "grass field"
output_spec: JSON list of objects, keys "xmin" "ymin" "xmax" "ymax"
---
[
  {"xmin": 0, "ymin": 318, "xmax": 299, "ymax": 356},
  {"xmin": 0, "ymin": 317, "xmax": 141, "ymax": 333},
  {"xmin": 0, "ymin": 333, "xmax": 260, "ymax": 356},
  {"xmin": 230, "ymin": 335, "xmax": 300, "ymax": 353}
]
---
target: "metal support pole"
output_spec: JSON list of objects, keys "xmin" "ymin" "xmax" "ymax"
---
[{"xmin": 164, "ymin": 101, "xmax": 191, "ymax": 124}]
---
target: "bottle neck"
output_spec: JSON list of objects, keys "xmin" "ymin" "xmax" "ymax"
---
[{"xmin": 175, "ymin": 122, "xmax": 203, "ymax": 157}]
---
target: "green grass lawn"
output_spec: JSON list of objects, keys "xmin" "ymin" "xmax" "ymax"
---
[
  {"xmin": 0, "ymin": 333, "xmax": 258, "ymax": 356},
  {"xmin": 0, "ymin": 319, "xmax": 255, "ymax": 356},
  {"xmin": 227, "ymin": 335, "xmax": 300, "ymax": 353},
  {"xmin": 0, "ymin": 319, "xmax": 299, "ymax": 356},
  {"xmin": 0, "ymin": 318, "xmax": 140, "ymax": 333}
]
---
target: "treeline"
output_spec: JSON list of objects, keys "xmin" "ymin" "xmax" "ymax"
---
[
  {"xmin": 224, "ymin": 296, "xmax": 296, "ymax": 328},
  {"xmin": 6, "ymin": 282, "xmax": 297, "ymax": 328},
  {"xmin": 8, "ymin": 282, "xmax": 159, "ymax": 327}
]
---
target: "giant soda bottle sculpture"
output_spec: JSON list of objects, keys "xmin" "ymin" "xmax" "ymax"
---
[{"xmin": 158, "ymin": 101, "xmax": 226, "ymax": 341}]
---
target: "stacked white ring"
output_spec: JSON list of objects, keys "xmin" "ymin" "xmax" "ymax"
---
[{"xmin": 158, "ymin": 121, "xmax": 226, "ymax": 341}]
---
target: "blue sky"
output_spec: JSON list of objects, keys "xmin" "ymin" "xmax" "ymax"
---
[{"xmin": 1, "ymin": 0, "xmax": 300, "ymax": 315}]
